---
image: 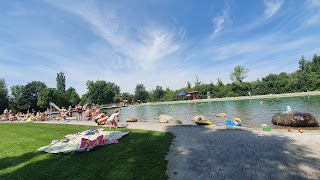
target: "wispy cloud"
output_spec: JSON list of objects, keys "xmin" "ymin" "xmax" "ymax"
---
[
  {"xmin": 307, "ymin": 0, "xmax": 320, "ymax": 7},
  {"xmin": 210, "ymin": 6, "xmax": 229, "ymax": 40},
  {"xmin": 264, "ymin": 0, "xmax": 284, "ymax": 18},
  {"xmin": 305, "ymin": 0, "xmax": 320, "ymax": 25},
  {"xmin": 1, "ymin": 0, "xmax": 320, "ymax": 95},
  {"xmin": 46, "ymin": 1, "xmax": 183, "ymax": 71}
]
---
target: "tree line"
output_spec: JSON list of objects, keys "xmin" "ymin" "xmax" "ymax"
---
[{"xmin": 0, "ymin": 55, "xmax": 319, "ymax": 113}]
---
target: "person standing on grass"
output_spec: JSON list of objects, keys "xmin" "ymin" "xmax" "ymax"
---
[{"xmin": 108, "ymin": 109, "xmax": 120, "ymax": 129}]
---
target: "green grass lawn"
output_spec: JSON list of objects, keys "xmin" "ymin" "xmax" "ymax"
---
[{"xmin": 0, "ymin": 123, "xmax": 174, "ymax": 180}]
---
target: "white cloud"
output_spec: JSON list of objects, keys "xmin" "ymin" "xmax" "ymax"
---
[
  {"xmin": 305, "ymin": 0, "xmax": 320, "ymax": 25},
  {"xmin": 210, "ymin": 8, "xmax": 228, "ymax": 39},
  {"xmin": 46, "ymin": 1, "xmax": 183, "ymax": 71},
  {"xmin": 307, "ymin": 0, "xmax": 320, "ymax": 7},
  {"xmin": 305, "ymin": 15, "xmax": 320, "ymax": 25},
  {"xmin": 264, "ymin": 0, "xmax": 284, "ymax": 18}
]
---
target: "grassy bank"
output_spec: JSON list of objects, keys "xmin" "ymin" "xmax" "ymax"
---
[{"xmin": 0, "ymin": 123, "xmax": 174, "ymax": 180}]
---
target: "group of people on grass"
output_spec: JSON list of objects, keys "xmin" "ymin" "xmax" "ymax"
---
[
  {"xmin": 84, "ymin": 106, "xmax": 120, "ymax": 129},
  {"xmin": 1, "ymin": 104, "xmax": 121, "ymax": 129},
  {"xmin": 58, "ymin": 104, "xmax": 120, "ymax": 129},
  {"xmin": 1, "ymin": 108, "xmax": 47, "ymax": 122}
]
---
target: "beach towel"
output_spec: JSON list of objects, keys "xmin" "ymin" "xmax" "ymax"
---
[{"xmin": 38, "ymin": 129, "xmax": 129, "ymax": 154}]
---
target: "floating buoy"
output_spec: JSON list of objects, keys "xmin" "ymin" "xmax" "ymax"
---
[
  {"xmin": 194, "ymin": 120, "xmax": 213, "ymax": 125},
  {"xmin": 234, "ymin": 118, "xmax": 241, "ymax": 123},
  {"xmin": 298, "ymin": 129, "xmax": 304, "ymax": 133}
]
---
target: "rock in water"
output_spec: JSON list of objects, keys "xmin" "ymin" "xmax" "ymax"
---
[
  {"xmin": 159, "ymin": 115, "xmax": 172, "ymax": 123},
  {"xmin": 272, "ymin": 111, "xmax": 319, "ymax": 127},
  {"xmin": 168, "ymin": 119, "xmax": 182, "ymax": 125},
  {"xmin": 159, "ymin": 115, "xmax": 182, "ymax": 124}
]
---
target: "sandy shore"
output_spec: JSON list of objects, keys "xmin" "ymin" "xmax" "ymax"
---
[{"xmin": 3, "ymin": 120, "xmax": 319, "ymax": 133}]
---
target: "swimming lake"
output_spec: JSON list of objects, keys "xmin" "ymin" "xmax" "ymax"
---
[{"xmin": 112, "ymin": 95, "xmax": 320, "ymax": 127}]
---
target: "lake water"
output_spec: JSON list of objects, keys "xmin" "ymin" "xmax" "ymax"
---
[{"xmin": 114, "ymin": 96, "xmax": 320, "ymax": 128}]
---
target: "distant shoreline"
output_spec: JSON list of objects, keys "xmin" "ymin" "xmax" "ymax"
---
[{"xmin": 142, "ymin": 91, "xmax": 320, "ymax": 106}]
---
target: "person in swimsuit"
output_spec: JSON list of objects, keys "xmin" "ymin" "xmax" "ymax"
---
[
  {"xmin": 91, "ymin": 106, "xmax": 100, "ymax": 120},
  {"xmin": 108, "ymin": 109, "xmax": 120, "ymax": 129},
  {"xmin": 77, "ymin": 103, "xmax": 83, "ymax": 121},
  {"xmin": 96, "ymin": 109, "xmax": 120, "ymax": 129},
  {"xmin": 85, "ymin": 107, "xmax": 92, "ymax": 121},
  {"xmin": 94, "ymin": 113, "xmax": 106, "ymax": 125}
]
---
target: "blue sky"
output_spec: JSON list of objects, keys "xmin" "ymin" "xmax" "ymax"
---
[{"xmin": 1, "ymin": 0, "xmax": 320, "ymax": 95}]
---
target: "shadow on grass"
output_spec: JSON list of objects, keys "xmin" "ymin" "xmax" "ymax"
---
[
  {"xmin": 165, "ymin": 125, "xmax": 320, "ymax": 179},
  {"xmin": 0, "ymin": 151, "xmax": 43, "ymax": 171},
  {"xmin": 0, "ymin": 124, "xmax": 173, "ymax": 180}
]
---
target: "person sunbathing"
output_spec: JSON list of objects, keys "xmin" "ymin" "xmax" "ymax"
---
[
  {"xmin": 91, "ymin": 106, "xmax": 101, "ymax": 120},
  {"xmin": 94, "ymin": 113, "xmax": 107, "ymax": 125},
  {"xmin": 96, "ymin": 109, "xmax": 120, "ymax": 129}
]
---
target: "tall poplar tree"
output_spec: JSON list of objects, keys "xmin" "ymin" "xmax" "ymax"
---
[{"xmin": 56, "ymin": 71, "xmax": 66, "ymax": 92}]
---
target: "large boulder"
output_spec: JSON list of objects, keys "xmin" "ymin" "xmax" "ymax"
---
[
  {"xmin": 216, "ymin": 113, "xmax": 227, "ymax": 117},
  {"xmin": 168, "ymin": 119, "xmax": 182, "ymax": 125},
  {"xmin": 159, "ymin": 115, "xmax": 182, "ymax": 124},
  {"xmin": 159, "ymin": 115, "xmax": 172, "ymax": 123},
  {"xmin": 272, "ymin": 111, "xmax": 319, "ymax": 127}
]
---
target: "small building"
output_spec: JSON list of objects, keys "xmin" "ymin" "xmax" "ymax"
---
[{"xmin": 187, "ymin": 91, "xmax": 199, "ymax": 100}]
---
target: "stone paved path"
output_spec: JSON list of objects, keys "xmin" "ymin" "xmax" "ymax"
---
[
  {"xmin": 164, "ymin": 126, "xmax": 320, "ymax": 180},
  {"xmin": 30, "ymin": 121, "xmax": 320, "ymax": 179}
]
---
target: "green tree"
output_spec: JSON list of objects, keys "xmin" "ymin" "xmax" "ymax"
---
[
  {"xmin": 80, "ymin": 93, "xmax": 88, "ymax": 104},
  {"xmin": 106, "ymin": 82, "xmax": 121, "ymax": 96},
  {"xmin": 230, "ymin": 65, "xmax": 249, "ymax": 85},
  {"xmin": 163, "ymin": 88, "xmax": 176, "ymax": 101},
  {"xmin": 214, "ymin": 78, "xmax": 227, "ymax": 98},
  {"xmin": 294, "ymin": 56, "xmax": 318, "ymax": 92},
  {"xmin": 194, "ymin": 76, "xmax": 201, "ymax": 87},
  {"xmin": 310, "ymin": 55, "xmax": 320, "ymax": 89},
  {"xmin": 113, "ymin": 95, "xmax": 121, "ymax": 103},
  {"xmin": 65, "ymin": 87, "xmax": 80, "ymax": 106},
  {"xmin": 134, "ymin": 84, "xmax": 149, "ymax": 101},
  {"xmin": 0, "ymin": 79, "xmax": 9, "ymax": 113},
  {"xmin": 311, "ymin": 55, "xmax": 320, "ymax": 75},
  {"xmin": 10, "ymin": 81, "xmax": 46, "ymax": 112},
  {"xmin": 251, "ymin": 80, "xmax": 268, "ymax": 95},
  {"xmin": 37, "ymin": 88, "xmax": 67, "ymax": 108},
  {"xmin": 194, "ymin": 83, "xmax": 214, "ymax": 99},
  {"xmin": 187, "ymin": 81, "xmax": 192, "ymax": 89},
  {"xmin": 86, "ymin": 80, "xmax": 116, "ymax": 104},
  {"xmin": 152, "ymin": 86, "xmax": 165, "ymax": 102},
  {"xmin": 298, "ymin": 56, "xmax": 312, "ymax": 72},
  {"xmin": 56, "ymin": 71, "xmax": 66, "ymax": 92},
  {"xmin": 9, "ymin": 85, "xmax": 26, "ymax": 111},
  {"xmin": 121, "ymin": 92, "xmax": 134, "ymax": 102}
]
